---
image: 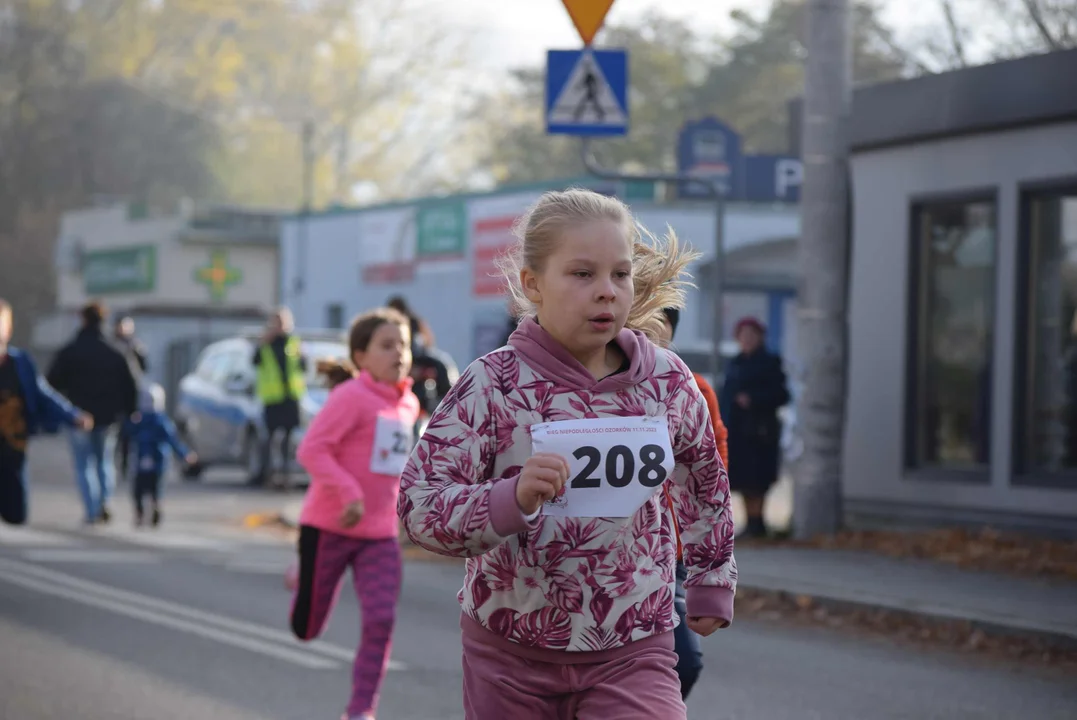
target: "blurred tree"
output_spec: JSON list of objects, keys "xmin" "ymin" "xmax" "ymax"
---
[
  {"xmin": 62, "ymin": 0, "xmax": 473, "ymax": 207},
  {"xmin": 909, "ymin": 0, "xmax": 1076, "ymax": 70},
  {"xmin": 474, "ymin": 2, "xmax": 909, "ymax": 184}
]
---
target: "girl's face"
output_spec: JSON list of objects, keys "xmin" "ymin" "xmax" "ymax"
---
[
  {"xmin": 522, "ymin": 219, "xmax": 633, "ymax": 363},
  {"xmin": 354, "ymin": 322, "xmax": 411, "ymax": 385}
]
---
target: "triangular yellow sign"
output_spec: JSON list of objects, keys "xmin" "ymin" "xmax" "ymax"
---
[{"xmin": 562, "ymin": 0, "xmax": 616, "ymax": 46}]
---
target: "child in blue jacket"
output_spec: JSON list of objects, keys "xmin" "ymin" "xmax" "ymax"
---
[
  {"xmin": 0, "ymin": 299, "xmax": 92, "ymax": 525},
  {"xmin": 124, "ymin": 383, "xmax": 197, "ymax": 527}
]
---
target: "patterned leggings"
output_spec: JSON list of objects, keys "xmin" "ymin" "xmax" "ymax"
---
[{"xmin": 290, "ymin": 525, "xmax": 402, "ymax": 717}]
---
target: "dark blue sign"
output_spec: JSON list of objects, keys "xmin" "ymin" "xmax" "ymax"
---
[
  {"xmin": 744, "ymin": 154, "xmax": 803, "ymax": 203},
  {"xmin": 676, "ymin": 117, "xmax": 803, "ymax": 203},
  {"xmin": 677, "ymin": 117, "xmax": 743, "ymax": 199}
]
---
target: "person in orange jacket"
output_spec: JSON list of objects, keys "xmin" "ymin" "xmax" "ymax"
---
[
  {"xmin": 656, "ymin": 306, "xmax": 728, "ymax": 700},
  {"xmin": 658, "ymin": 308, "xmax": 728, "ymax": 465}
]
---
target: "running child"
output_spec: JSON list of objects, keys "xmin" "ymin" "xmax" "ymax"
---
[
  {"xmin": 292, "ymin": 308, "xmax": 419, "ymax": 720},
  {"xmin": 123, "ymin": 383, "xmax": 198, "ymax": 527},
  {"xmin": 0, "ymin": 299, "xmax": 92, "ymax": 525},
  {"xmin": 398, "ymin": 189, "xmax": 737, "ymax": 719},
  {"xmin": 656, "ymin": 305, "xmax": 730, "ymax": 700}
]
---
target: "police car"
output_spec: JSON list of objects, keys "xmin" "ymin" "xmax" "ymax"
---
[{"xmin": 174, "ymin": 328, "xmax": 348, "ymax": 483}]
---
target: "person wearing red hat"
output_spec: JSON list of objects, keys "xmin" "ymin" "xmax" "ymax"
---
[{"xmin": 719, "ymin": 316, "xmax": 790, "ymax": 539}]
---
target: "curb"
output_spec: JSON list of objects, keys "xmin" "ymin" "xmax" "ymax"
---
[{"xmin": 736, "ymin": 580, "xmax": 1077, "ymax": 653}]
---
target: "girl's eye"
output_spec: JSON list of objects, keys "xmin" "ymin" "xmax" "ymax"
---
[
  {"xmin": 615, "ymin": 271, "xmax": 630, "ymax": 279},
  {"xmin": 573, "ymin": 271, "xmax": 591, "ymax": 278}
]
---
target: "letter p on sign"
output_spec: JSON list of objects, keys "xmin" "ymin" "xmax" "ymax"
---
[{"xmin": 776, "ymin": 158, "xmax": 803, "ymax": 199}]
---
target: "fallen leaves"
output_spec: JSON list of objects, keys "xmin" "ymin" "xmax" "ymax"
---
[
  {"xmin": 785, "ymin": 528, "xmax": 1077, "ymax": 581},
  {"xmin": 735, "ymin": 588, "xmax": 1077, "ymax": 669}
]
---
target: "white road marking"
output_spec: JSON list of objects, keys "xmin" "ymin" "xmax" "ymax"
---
[
  {"xmin": 21, "ymin": 549, "xmax": 159, "ymax": 564},
  {"xmin": 0, "ymin": 557, "xmax": 406, "ymax": 671},
  {"xmin": 0, "ymin": 570, "xmax": 339, "ymax": 670},
  {"xmin": 0, "ymin": 526, "xmax": 84, "ymax": 547}
]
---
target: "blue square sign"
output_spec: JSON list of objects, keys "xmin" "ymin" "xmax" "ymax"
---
[{"xmin": 546, "ymin": 49, "xmax": 628, "ymax": 136}]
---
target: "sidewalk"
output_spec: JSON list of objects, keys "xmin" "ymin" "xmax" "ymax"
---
[
  {"xmin": 274, "ymin": 499, "xmax": 1077, "ymax": 649},
  {"xmin": 735, "ymin": 544, "xmax": 1077, "ymax": 648}
]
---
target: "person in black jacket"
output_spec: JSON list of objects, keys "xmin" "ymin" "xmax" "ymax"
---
[
  {"xmin": 113, "ymin": 314, "xmax": 148, "ymax": 482},
  {"xmin": 719, "ymin": 316, "xmax": 790, "ymax": 539},
  {"xmin": 47, "ymin": 301, "xmax": 138, "ymax": 524}
]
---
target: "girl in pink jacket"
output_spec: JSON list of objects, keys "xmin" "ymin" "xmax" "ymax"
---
[
  {"xmin": 291, "ymin": 307, "xmax": 420, "ymax": 720},
  {"xmin": 398, "ymin": 189, "xmax": 737, "ymax": 719}
]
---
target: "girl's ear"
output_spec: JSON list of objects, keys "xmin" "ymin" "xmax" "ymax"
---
[
  {"xmin": 351, "ymin": 349, "xmax": 364, "ymax": 370},
  {"xmin": 521, "ymin": 267, "xmax": 542, "ymax": 306}
]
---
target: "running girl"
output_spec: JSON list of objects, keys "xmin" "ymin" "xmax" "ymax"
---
[
  {"xmin": 291, "ymin": 308, "xmax": 419, "ymax": 720},
  {"xmin": 399, "ymin": 189, "xmax": 736, "ymax": 719}
]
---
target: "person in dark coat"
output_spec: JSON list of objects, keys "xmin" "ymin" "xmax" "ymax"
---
[
  {"xmin": 386, "ymin": 296, "xmax": 458, "ymax": 418},
  {"xmin": 113, "ymin": 314, "xmax": 148, "ymax": 482},
  {"xmin": 47, "ymin": 301, "xmax": 139, "ymax": 524},
  {"xmin": 719, "ymin": 316, "xmax": 790, "ymax": 539}
]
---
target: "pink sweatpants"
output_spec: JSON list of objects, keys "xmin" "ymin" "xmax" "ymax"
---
[
  {"xmin": 289, "ymin": 525, "xmax": 402, "ymax": 718},
  {"xmin": 461, "ymin": 620, "xmax": 687, "ymax": 720}
]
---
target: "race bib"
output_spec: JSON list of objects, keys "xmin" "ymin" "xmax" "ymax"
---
[
  {"xmin": 369, "ymin": 415, "xmax": 412, "ymax": 476},
  {"xmin": 530, "ymin": 416, "xmax": 674, "ymax": 518}
]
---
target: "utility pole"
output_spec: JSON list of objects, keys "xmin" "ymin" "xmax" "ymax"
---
[
  {"xmin": 793, "ymin": 0, "xmax": 852, "ymax": 539},
  {"xmin": 293, "ymin": 119, "xmax": 314, "ymax": 318}
]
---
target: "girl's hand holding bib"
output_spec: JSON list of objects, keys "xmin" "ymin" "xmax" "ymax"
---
[{"xmin": 515, "ymin": 453, "xmax": 570, "ymax": 515}]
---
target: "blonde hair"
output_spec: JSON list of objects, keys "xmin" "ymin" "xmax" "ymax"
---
[{"xmin": 497, "ymin": 189, "xmax": 699, "ymax": 342}]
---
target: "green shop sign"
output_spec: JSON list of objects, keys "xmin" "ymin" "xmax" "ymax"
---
[
  {"xmin": 82, "ymin": 246, "xmax": 156, "ymax": 294},
  {"xmin": 416, "ymin": 201, "xmax": 466, "ymax": 260}
]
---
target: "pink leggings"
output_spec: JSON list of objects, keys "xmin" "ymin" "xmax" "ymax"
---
[
  {"xmin": 461, "ymin": 622, "xmax": 687, "ymax": 719},
  {"xmin": 290, "ymin": 526, "xmax": 402, "ymax": 717}
]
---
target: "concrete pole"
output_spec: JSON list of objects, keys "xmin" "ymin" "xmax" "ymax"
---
[{"xmin": 793, "ymin": 0, "xmax": 852, "ymax": 539}]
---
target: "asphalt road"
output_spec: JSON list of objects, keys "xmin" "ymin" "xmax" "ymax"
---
[{"xmin": 1, "ymin": 441, "xmax": 1075, "ymax": 719}]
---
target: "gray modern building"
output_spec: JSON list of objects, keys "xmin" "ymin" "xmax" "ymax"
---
[{"xmin": 843, "ymin": 48, "xmax": 1077, "ymax": 535}]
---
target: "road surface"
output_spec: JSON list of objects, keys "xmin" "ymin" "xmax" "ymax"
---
[{"xmin": 1, "ymin": 443, "xmax": 1074, "ymax": 719}]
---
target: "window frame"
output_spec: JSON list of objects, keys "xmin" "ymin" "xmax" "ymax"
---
[
  {"xmin": 1012, "ymin": 176, "xmax": 1077, "ymax": 489},
  {"xmin": 903, "ymin": 188, "xmax": 999, "ymax": 481}
]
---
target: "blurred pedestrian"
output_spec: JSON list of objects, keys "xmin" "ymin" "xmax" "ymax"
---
[
  {"xmin": 656, "ymin": 306, "xmax": 730, "ymax": 700},
  {"xmin": 123, "ymin": 383, "xmax": 197, "ymax": 528},
  {"xmin": 47, "ymin": 301, "xmax": 138, "ymax": 525},
  {"xmin": 251, "ymin": 307, "xmax": 306, "ymax": 486},
  {"xmin": 385, "ymin": 295, "xmax": 458, "ymax": 421},
  {"xmin": 0, "ymin": 299, "xmax": 92, "ymax": 525},
  {"xmin": 113, "ymin": 313, "xmax": 148, "ymax": 482},
  {"xmin": 719, "ymin": 316, "xmax": 790, "ymax": 539},
  {"xmin": 291, "ymin": 308, "xmax": 419, "ymax": 720}
]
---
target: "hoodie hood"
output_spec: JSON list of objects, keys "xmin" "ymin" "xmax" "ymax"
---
[{"xmin": 508, "ymin": 316, "xmax": 656, "ymax": 392}]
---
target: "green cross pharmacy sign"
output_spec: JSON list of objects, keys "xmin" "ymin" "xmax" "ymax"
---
[{"xmin": 194, "ymin": 249, "xmax": 243, "ymax": 302}]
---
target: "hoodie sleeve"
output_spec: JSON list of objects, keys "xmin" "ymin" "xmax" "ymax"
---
[
  {"xmin": 668, "ymin": 363, "xmax": 737, "ymax": 627},
  {"xmin": 159, "ymin": 416, "xmax": 190, "ymax": 460},
  {"xmin": 398, "ymin": 358, "xmax": 537, "ymax": 558},
  {"xmin": 26, "ymin": 354, "xmax": 80, "ymax": 429},
  {"xmin": 296, "ymin": 383, "xmax": 366, "ymax": 505}
]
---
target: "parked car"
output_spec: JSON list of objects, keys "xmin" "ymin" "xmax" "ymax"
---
[{"xmin": 174, "ymin": 329, "xmax": 348, "ymax": 483}]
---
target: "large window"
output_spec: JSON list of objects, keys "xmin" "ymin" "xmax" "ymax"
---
[
  {"xmin": 1020, "ymin": 189, "xmax": 1077, "ymax": 476},
  {"xmin": 908, "ymin": 198, "xmax": 996, "ymax": 470}
]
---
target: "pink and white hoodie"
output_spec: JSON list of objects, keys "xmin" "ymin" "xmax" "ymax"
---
[{"xmin": 398, "ymin": 317, "xmax": 736, "ymax": 654}]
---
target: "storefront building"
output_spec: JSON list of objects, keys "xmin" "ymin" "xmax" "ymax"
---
[{"xmin": 843, "ymin": 48, "xmax": 1077, "ymax": 534}]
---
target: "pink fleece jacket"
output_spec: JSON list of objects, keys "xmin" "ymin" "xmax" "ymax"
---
[
  {"xmin": 399, "ymin": 317, "xmax": 737, "ymax": 654},
  {"xmin": 297, "ymin": 372, "xmax": 420, "ymax": 539}
]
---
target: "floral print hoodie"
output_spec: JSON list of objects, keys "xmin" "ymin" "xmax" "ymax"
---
[{"xmin": 398, "ymin": 317, "xmax": 736, "ymax": 653}]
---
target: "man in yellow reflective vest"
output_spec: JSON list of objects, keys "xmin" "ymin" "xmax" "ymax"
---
[{"xmin": 250, "ymin": 307, "xmax": 306, "ymax": 486}]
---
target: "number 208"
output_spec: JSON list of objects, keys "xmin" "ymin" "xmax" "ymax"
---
[{"xmin": 571, "ymin": 444, "xmax": 668, "ymax": 489}]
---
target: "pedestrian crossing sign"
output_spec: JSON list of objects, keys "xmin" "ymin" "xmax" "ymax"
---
[{"xmin": 545, "ymin": 48, "xmax": 628, "ymax": 136}]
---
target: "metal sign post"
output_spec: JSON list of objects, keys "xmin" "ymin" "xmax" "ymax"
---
[{"xmin": 579, "ymin": 139, "xmax": 728, "ymax": 380}]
